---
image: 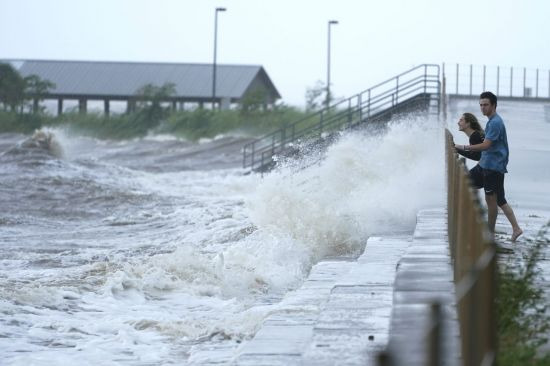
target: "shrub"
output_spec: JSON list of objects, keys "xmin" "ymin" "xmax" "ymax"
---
[{"xmin": 497, "ymin": 221, "xmax": 550, "ymax": 365}]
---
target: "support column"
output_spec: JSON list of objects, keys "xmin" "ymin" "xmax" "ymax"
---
[
  {"xmin": 220, "ymin": 97, "xmax": 230, "ymax": 110},
  {"xmin": 57, "ymin": 98, "xmax": 63, "ymax": 116},
  {"xmin": 78, "ymin": 98, "xmax": 87, "ymax": 114},
  {"xmin": 104, "ymin": 99, "xmax": 110, "ymax": 117},
  {"xmin": 126, "ymin": 99, "xmax": 136, "ymax": 114}
]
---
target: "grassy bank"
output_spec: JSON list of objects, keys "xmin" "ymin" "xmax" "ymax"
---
[
  {"xmin": 497, "ymin": 221, "xmax": 550, "ymax": 365},
  {"xmin": 0, "ymin": 110, "xmax": 52, "ymax": 134},
  {"xmin": 161, "ymin": 107, "xmax": 307, "ymax": 140},
  {"xmin": 0, "ymin": 106, "xmax": 309, "ymax": 140}
]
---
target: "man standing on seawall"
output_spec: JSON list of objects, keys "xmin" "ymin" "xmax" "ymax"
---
[{"xmin": 455, "ymin": 91, "xmax": 523, "ymax": 242}]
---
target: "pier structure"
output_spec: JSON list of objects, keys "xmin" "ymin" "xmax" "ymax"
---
[{"xmin": 1, "ymin": 59, "xmax": 281, "ymax": 114}]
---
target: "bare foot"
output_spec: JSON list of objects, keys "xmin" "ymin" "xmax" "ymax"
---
[{"xmin": 511, "ymin": 229, "xmax": 523, "ymax": 243}]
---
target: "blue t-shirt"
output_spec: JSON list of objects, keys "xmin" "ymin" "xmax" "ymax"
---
[{"xmin": 479, "ymin": 113, "xmax": 509, "ymax": 173}]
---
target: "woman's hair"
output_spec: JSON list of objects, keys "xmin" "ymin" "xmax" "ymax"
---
[{"xmin": 463, "ymin": 112, "xmax": 484, "ymax": 134}]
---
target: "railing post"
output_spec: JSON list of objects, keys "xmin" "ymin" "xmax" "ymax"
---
[
  {"xmin": 442, "ymin": 62, "xmax": 445, "ymax": 92},
  {"xmin": 442, "ymin": 63, "xmax": 446, "ymax": 120},
  {"xmin": 469, "ymin": 64, "xmax": 473, "ymax": 96},
  {"xmin": 423, "ymin": 64, "xmax": 427, "ymax": 94},
  {"xmin": 523, "ymin": 67, "xmax": 527, "ymax": 97},
  {"xmin": 487, "ymin": 249, "xmax": 498, "ymax": 364},
  {"xmin": 442, "ymin": 74, "xmax": 446, "ymax": 120},
  {"xmin": 355, "ymin": 94, "xmax": 362, "ymax": 123},
  {"xmin": 251, "ymin": 144, "xmax": 256, "ymax": 169},
  {"xmin": 396, "ymin": 76, "xmax": 399, "ymax": 104},
  {"xmin": 497, "ymin": 66, "xmax": 500, "ymax": 95},
  {"xmin": 367, "ymin": 90, "xmax": 371, "ymax": 118},
  {"xmin": 424, "ymin": 64, "xmax": 427, "ymax": 94},
  {"xmin": 348, "ymin": 98, "xmax": 352, "ymax": 126},
  {"xmin": 469, "ymin": 266, "xmax": 480, "ymax": 366},
  {"xmin": 510, "ymin": 67, "xmax": 513, "ymax": 97},
  {"xmin": 377, "ymin": 351, "xmax": 392, "ymax": 366},
  {"xmin": 483, "ymin": 65, "xmax": 486, "ymax": 92},
  {"xmin": 456, "ymin": 63, "xmax": 459, "ymax": 94},
  {"xmin": 260, "ymin": 151, "xmax": 265, "ymax": 171},
  {"xmin": 429, "ymin": 302, "xmax": 442, "ymax": 366},
  {"xmin": 536, "ymin": 69, "xmax": 539, "ymax": 98}
]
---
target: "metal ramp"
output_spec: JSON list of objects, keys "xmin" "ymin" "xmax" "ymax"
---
[{"xmin": 242, "ymin": 64, "xmax": 441, "ymax": 172}]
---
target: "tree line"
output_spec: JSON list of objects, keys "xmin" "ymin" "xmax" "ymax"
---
[{"xmin": 0, "ymin": 63, "xmax": 55, "ymax": 114}]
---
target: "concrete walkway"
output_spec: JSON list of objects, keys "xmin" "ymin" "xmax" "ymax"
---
[
  {"xmin": 385, "ymin": 209, "xmax": 460, "ymax": 366},
  {"xmin": 229, "ymin": 208, "xmax": 460, "ymax": 365}
]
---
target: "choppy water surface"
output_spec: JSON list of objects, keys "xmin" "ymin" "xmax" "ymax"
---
[{"xmin": 0, "ymin": 119, "xmax": 446, "ymax": 365}]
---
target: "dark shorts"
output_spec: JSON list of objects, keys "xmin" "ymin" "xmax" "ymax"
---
[
  {"xmin": 469, "ymin": 164, "xmax": 484, "ymax": 189},
  {"xmin": 469, "ymin": 165, "xmax": 507, "ymax": 206}
]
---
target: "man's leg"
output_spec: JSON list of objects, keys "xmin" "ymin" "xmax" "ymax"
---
[
  {"xmin": 494, "ymin": 172, "xmax": 523, "ymax": 242},
  {"xmin": 485, "ymin": 193, "xmax": 498, "ymax": 234},
  {"xmin": 499, "ymin": 204, "xmax": 523, "ymax": 242}
]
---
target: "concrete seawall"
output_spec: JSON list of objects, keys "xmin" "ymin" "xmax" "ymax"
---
[{"xmin": 189, "ymin": 203, "xmax": 550, "ymax": 365}]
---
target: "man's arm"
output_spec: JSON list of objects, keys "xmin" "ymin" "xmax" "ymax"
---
[{"xmin": 455, "ymin": 139, "xmax": 492, "ymax": 152}]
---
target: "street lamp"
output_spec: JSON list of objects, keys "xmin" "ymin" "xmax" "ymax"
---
[
  {"xmin": 212, "ymin": 7, "xmax": 226, "ymax": 110},
  {"xmin": 326, "ymin": 20, "xmax": 338, "ymax": 109}
]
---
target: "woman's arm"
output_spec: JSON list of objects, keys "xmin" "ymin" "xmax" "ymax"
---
[
  {"xmin": 455, "ymin": 148, "xmax": 479, "ymax": 160},
  {"xmin": 455, "ymin": 131, "xmax": 484, "ymax": 160}
]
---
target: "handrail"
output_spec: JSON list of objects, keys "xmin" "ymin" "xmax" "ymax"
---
[
  {"xmin": 379, "ymin": 130, "xmax": 497, "ymax": 366},
  {"xmin": 444, "ymin": 63, "xmax": 550, "ymax": 99},
  {"xmin": 445, "ymin": 129, "xmax": 497, "ymax": 366},
  {"xmin": 243, "ymin": 64, "xmax": 441, "ymax": 171}
]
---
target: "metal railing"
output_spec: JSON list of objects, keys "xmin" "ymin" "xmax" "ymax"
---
[
  {"xmin": 242, "ymin": 64, "xmax": 441, "ymax": 172},
  {"xmin": 379, "ymin": 130, "xmax": 497, "ymax": 366},
  {"xmin": 444, "ymin": 63, "xmax": 550, "ymax": 99},
  {"xmin": 446, "ymin": 129, "xmax": 497, "ymax": 366}
]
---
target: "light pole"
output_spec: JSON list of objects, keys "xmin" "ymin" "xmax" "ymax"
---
[
  {"xmin": 212, "ymin": 7, "xmax": 226, "ymax": 110},
  {"xmin": 326, "ymin": 20, "xmax": 338, "ymax": 109}
]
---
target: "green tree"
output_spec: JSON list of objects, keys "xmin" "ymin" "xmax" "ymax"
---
[
  {"xmin": 305, "ymin": 80, "xmax": 326, "ymax": 112},
  {"xmin": 0, "ymin": 63, "xmax": 25, "ymax": 112},
  {"xmin": 134, "ymin": 82, "xmax": 176, "ymax": 121},
  {"xmin": 24, "ymin": 74, "xmax": 56, "ymax": 113},
  {"xmin": 240, "ymin": 88, "xmax": 270, "ymax": 113}
]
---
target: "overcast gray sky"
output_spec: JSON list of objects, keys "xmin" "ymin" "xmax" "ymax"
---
[{"xmin": 1, "ymin": 0, "xmax": 549, "ymax": 106}]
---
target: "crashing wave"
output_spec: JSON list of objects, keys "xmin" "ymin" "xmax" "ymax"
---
[{"xmin": 18, "ymin": 130, "xmax": 64, "ymax": 157}]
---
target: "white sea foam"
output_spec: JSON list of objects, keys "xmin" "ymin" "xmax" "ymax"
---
[
  {"xmin": 89, "ymin": 116, "xmax": 446, "ymax": 340},
  {"xmin": 0, "ymin": 116, "xmax": 447, "ymax": 365},
  {"xmin": 248, "ymin": 117, "xmax": 445, "ymax": 261}
]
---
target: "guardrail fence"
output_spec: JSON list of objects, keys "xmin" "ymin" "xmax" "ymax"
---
[
  {"xmin": 243, "ymin": 64, "xmax": 441, "ymax": 172},
  {"xmin": 446, "ymin": 129, "xmax": 497, "ymax": 366},
  {"xmin": 444, "ymin": 63, "xmax": 550, "ymax": 99},
  {"xmin": 379, "ymin": 130, "xmax": 497, "ymax": 366}
]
